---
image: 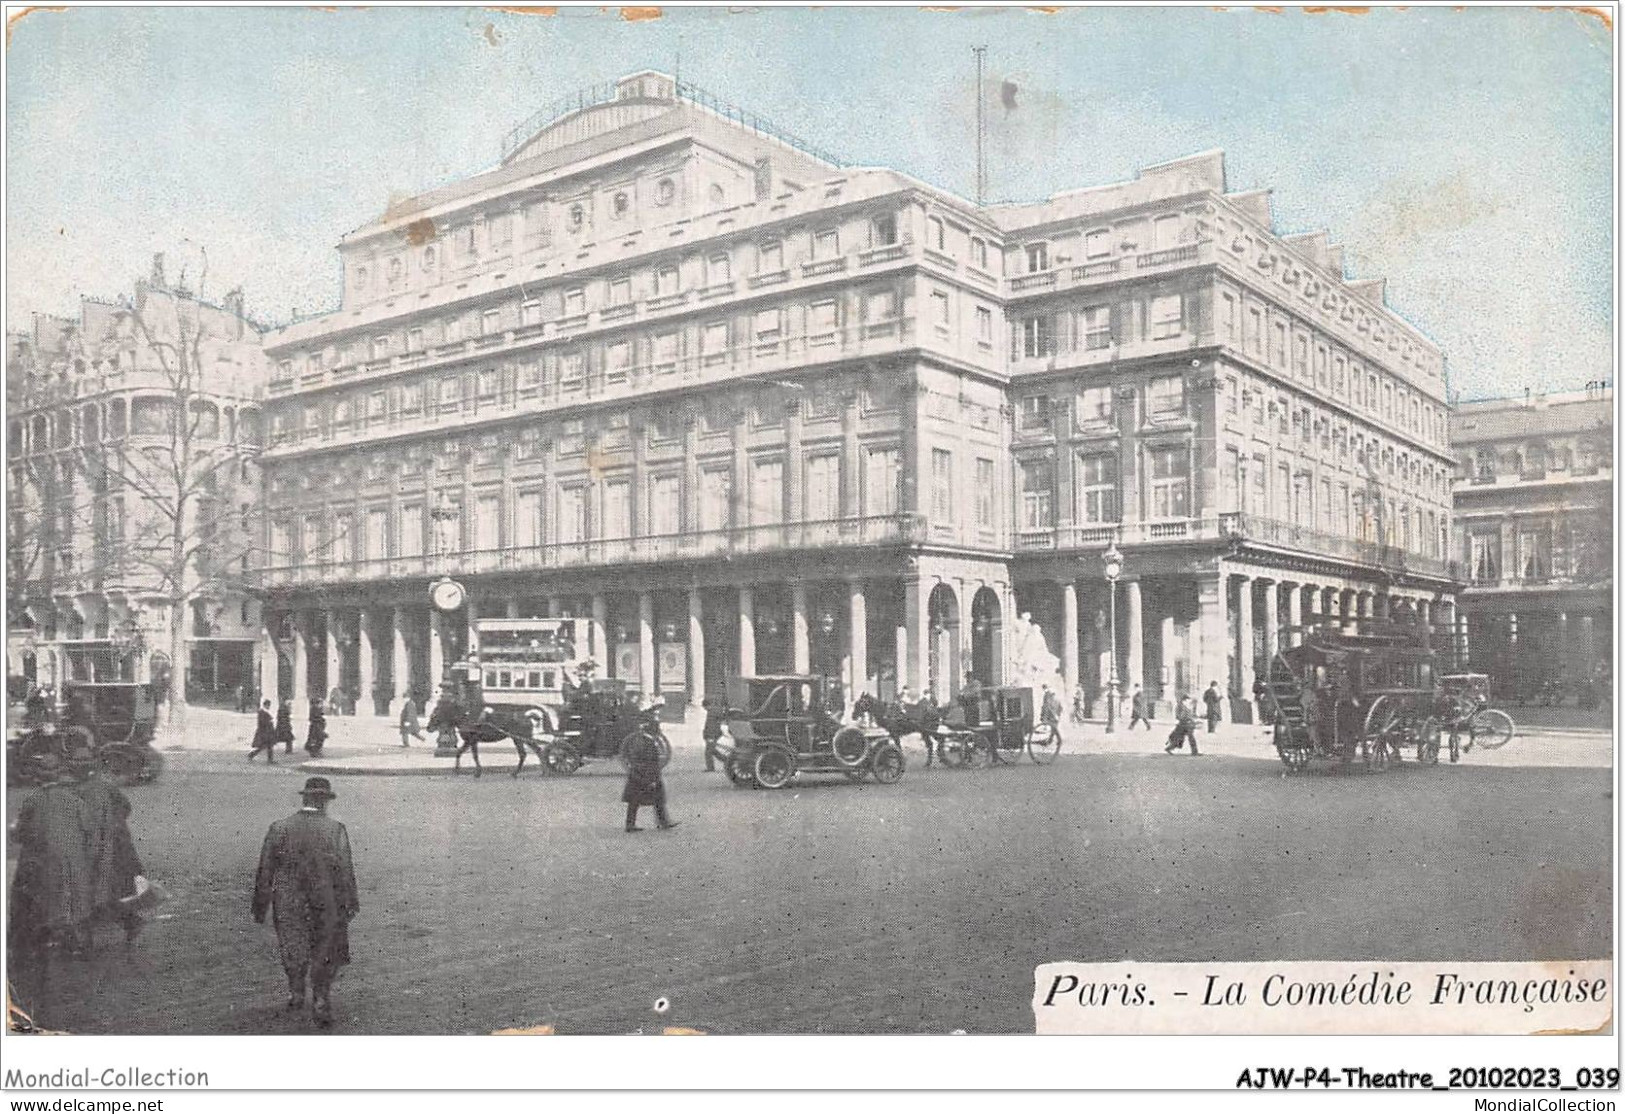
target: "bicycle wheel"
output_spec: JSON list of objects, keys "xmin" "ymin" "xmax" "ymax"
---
[{"xmin": 1470, "ymin": 709, "xmax": 1515, "ymax": 750}]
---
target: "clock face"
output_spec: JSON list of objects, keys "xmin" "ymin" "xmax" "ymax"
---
[{"xmin": 431, "ymin": 580, "xmax": 465, "ymax": 612}]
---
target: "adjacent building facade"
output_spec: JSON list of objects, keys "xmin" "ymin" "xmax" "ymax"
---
[
  {"xmin": 6, "ymin": 268, "xmax": 267, "ymax": 706},
  {"xmin": 255, "ymin": 71, "xmax": 1460, "ymax": 718},
  {"xmin": 1451, "ymin": 387, "xmax": 1613, "ymax": 699}
]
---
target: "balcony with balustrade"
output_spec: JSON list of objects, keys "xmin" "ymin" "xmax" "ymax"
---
[{"xmin": 257, "ymin": 513, "xmax": 928, "ymax": 588}]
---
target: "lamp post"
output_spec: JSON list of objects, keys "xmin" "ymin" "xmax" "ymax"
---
[{"xmin": 1103, "ymin": 541, "xmax": 1123, "ymax": 734}]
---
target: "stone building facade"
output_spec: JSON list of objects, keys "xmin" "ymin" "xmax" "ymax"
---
[
  {"xmin": 6, "ymin": 268, "xmax": 267, "ymax": 705},
  {"xmin": 1450, "ymin": 387, "xmax": 1613, "ymax": 699},
  {"xmin": 256, "ymin": 72, "xmax": 1459, "ymax": 719}
]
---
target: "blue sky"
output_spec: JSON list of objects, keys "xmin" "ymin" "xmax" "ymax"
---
[{"xmin": 6, "ymin": 4, "xmax": 1613, "ymax": 400}]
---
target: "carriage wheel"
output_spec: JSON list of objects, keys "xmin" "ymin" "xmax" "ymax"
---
[
  {"xmin": 723, "ymin": 755, "xmax": 756, "ymax": 788},
  {"xmin": 1417, "ymin": 718, "xmax": 1442, "ymax": 766},
  {"xmin": 618, "ymin": 730, "xmax": 674, "ymax": 769},
  {"xmin": 1469, "ymin": 709, "xmax": 1515, "ymax": 750},
  {"xmin": 543, "ymin": 743, "xmax": 583, "ymax": 775},
  {"xmin": 98, "ymin": 743, "xmax": 146, "ymax": 786},
  {"xmin": 869, "ymin": 742, "xmax": 905, "ymax": 784},
  {"xmin": 831, "ymin": 727, "xmax": 870, "ymax": 768},
  {"xmin": 1277, "ymin": 745, "xmax": 1312, "ymax": 773},
  {"xmin": 1026, "ymin": 723, "xmax": 1061, "ymax": 765},
  {"xmin": 1362, "ymin": 696, "xmax": 1401, "ymax": 745},
  {"xmin": 937, "ymin": 731, "xmax": 972, "ymax": 769},
  {"xmin": 753, "ymin": 747, "xmax": 795, "ymax": 790}
]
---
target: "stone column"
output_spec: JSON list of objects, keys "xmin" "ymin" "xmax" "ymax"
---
[
  {"xmin": 687, "ymin": 588, "xmax": 705, "ymax": 709},
  {"xmin": 391, "ymin": 607, "xmax": 410, "ymax": 703},
  {"xmin": 1286, "ymin": 583, "xmax": 1303, "ymax": 648},
  {"xmin": 428, "ymin": 611, "xmax": 445, "ymax": 691},
  {"xmin": 791, "ymin": 581, "xmax": 810, "ymax": 674},
  {"xmin": 1339, "ymin": 588, "xmax": 1356, "ymax": 632},
  {"xmin": 324, "ymin": 614, "xmax": 340, "ymax": 703},
  {"xmin": 1235, "ymin": 576, "xmax": 1254, "ymax": 701},
  {"xmin": 904, "ymin": 576, "xmax": 929, "ymax": 694},
  {"xmin": 1358, "ymin": 592, "xmax": 1374, "ymax": 626},
  {"xmin": 292, "ymin": 615, "xmax": 309, "ymax": 704},
  {"xmin": 847, "ymin": 579, "xmax": 868, "ymax": 699},
  {"xmin": 1196, "ymin": 576, "xmax": 1228, "ymax": 710},
  {"xmin": 1125, "ymin": 579, "xmax": 1144, "ymax": 690},
  {"xmin": 1061, "ymin": 581, "xmax": 1079, "ymax": 693},
  {"xmin": 1158, "ymin": 613, "xmax": 1176, "ymax": 706},
  {"xmin": 894, "ymin": 622, "xmax": 909, "ymax": 699},
  {"xmin": 258, "ymin": 623, "xmax": 279, "ymax": 706},
  {"xmin": 1303, "ymin": 584, "xmax": 1320, "ymax": 639},
  {"xmin": 1261, "ymin": 580, "xmax": 1279, "ymax": 666},
  {"xmin": 590, "ymin": 594, "xmax": 608, "ymax": 664},
  {"xmin": 638, "ymin": 591, "xmax": 656, "ymax": 700},
  {"xmin": 1375, "ymin": 593, "xmax": 1390, "ymax": 621},
  {"xmin": 738, "ymin": 587, "xmax": 756, "ymax": 676},
  {"xmin": 357, "ymin": 608, "xmax": 375, "ymax": 715}
]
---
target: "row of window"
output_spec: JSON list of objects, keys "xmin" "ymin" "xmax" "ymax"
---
[
  {"xmin": 270, "ymin": 447, "xmax": 913, "ymax": 564},
  {"xmin": 9, "ymin": 399, "xmax": 264, "ymax": 456},
  {"xmin": 1015, "ymin": 448, "xmax": 1189, "ymax": 526},
  {"xmin": 1466, "ymin": 439, "xmax": 1611, "ymax": 481},
  {"xmin": 1018, "ymin": 377, "xmax": 1186, "ymax": 432},
  {"xmin": 1217, "ymin": 286, "xmax": 1443, "ymax": 447},
  {"xmin": 1012, "ymin": 294, "xmax": 1184, "ymax": 360},
  {"xmin": 1465, "ymin": 522, "xmax": 1610, "ymax": 583},
  {"xmin": 1016, "ymin": 213, "xmax": 1189, "ymax": 275}
]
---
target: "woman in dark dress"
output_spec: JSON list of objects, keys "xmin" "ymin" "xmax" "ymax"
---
[
  {"xmin": 304, "ymin": 699, "xmax": 328, "ymax": 757},
  {"xmin": 622, "ymin": 722, "xmax": 677, "ymax": 833},
  {"xmin": 275, "ymin": 701, "xmax": 296, "ymax": 755}
]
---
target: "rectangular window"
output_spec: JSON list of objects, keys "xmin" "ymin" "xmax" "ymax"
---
[
  {"xmin": 1150, "ymin": 294, "xmax": 1183, "ymax": 340},
  {"xmin": 865, "ymin": 448, "xmax": 900, "ymax": 517},
  {"xmin": 1333, "ymin": 356, "xmax": 1346, "ymax": 394},
  {"xmin": 515, "ymin": 490, "xmax": 544, "ymax": 548},
  {"xmin": 372, "ymin": 335, "xmax": 391, "ymax": 360},
  {"xmin": 655, "ymin": 267, "xmax": 679, "ymax": 296},
  {"xmin": 1081, "ymin": 305, "xmax": 1112, "ymax": 350},
  {"xmin": 1246, "ymin": 307, "xmax": 1263, "ymax": 355},
  {"xmin": 1020, "ymin": 395, "xmax": 1051, "ymax": 432},
  {"xmin": 1220, "ymin": 292, "xmax": 1237, "ymax": 341},
  {"xmin": 605, "ymin": 341, "xmax": 631, "ymax": 382},
  {"xmin": 1469, "ymin": 532, "xmax": 1500, "ymax": 583},
  {"xmin": 876, "ymin": 214, "xmax": 901, "ymax": 247},
  {"xmin": 488, "ymin": 213, "xmax": 512, "ymax": 250},
  {"xmin": 400, "ymin": 381, "xmax": 424, "ymax": 414},
  {"xmin": 367, "ymin": 391, "xmax": 387, "ymax": 421},
  {"xmin": 1085, "ymin": 228, "xmax": 1111, "ymax": 259},
  {"xmin": 975, "ymin": 305, "xmax": 993, "ymax": 343},
  {"xmin": 1020, "ymin": 459, "xmax": 1054, "ymax": 530},
  {"xmin": 1271, "ymin": 321, "xmax": 1287, "ymax": 367},
  {"xmin": 750, "ymin": 459, "xmax": 784, "ymax": 525},
  {"xmin": 924, "ymin": 216, "xmax": 943, "ymax": 250},
  {"xmin": 1078, "ymin": 453, "xmax": 1118, "ymax": 523},
  {"xmin": 931, "ymin": 448, "xmax": 955, "ymax": 523},
  {"xmin": 438, "ymin": 377, "xmax": 462, "ymax": 410},
  {"xmin": 474, "ymin": 494, "xmax": 501, "ymax": 550},
  {"xmin": 560, "ymin": 352, "xmax": 585, "ymax": 390},
  {"xmin": 1250, "ymin": 455, "xmax": 1268, "ymax": 516},
  {"xmin": 332, "ymin": 514, "xmax": 355, "ymax": 565},
  {"xmin": 1294, "ymin": 334, "xmax": 1309, "ymax": 376},
  {"xmin": 1018, "ymin": 315, "xmax": 1055, "ymax": 358},
  {"xmin": 653, "ymin": 331, "xmax": 680, "ymax": 372},
  {"xmin": 971, "ymin": 238, "xmax": 989, "ymax": 269},
  {"xmin": 810, "ymin": 300, "xmax": 838, "ymax": 341},
  {"xmin": 557, "ymin": 487, "xmax": 586, "ymax": 545},
  {"xmin": 1148, "ymin": 375, "xmax": 1185, "ymax": 418},
  {"xmin": 864, "ymin": 288, "xmax": 898, "ymax": 322},
  {"xmin": 476, "ymin": 368, "xmax": 499, "ymax": 399},
  {"xmin": 1517, "ymin": 529, "xmax": 1550, "ymax": 580},
  {"xmin": 649, "ymin": 474, "xmax": 681, "ymax": 535},
  {"xmin": 699, "ymin": 468, "xmax": 731, "ymax": 532},
  {"xmin": 1275, "ymin": 463, "xmax": 1291, "ymax": 521},
  {"xmin": 399, "ymin": 503, "xmax": 423, "ymax": 557},
  {"xmin": 707, "ymin": 253, "xmax": 731, "ymax": 285},
  {"xmin": 1077, "ymin": 385, "xmax": 1113, "ymax": 427},
  {"xmin": 1148, "ymin": 446, "xmax": 1190, "ymax": 519},
  {"xmin": 477, "ymin": 310, "xmax": 498, "ymax": 337},
  {"xmin": 813, "ymin": 229, "xmax": 839, "ymax": 259},
  {"xmin": 444, "ymin": 317, "xmax": 463, "ymax": 344},
  {"xmin": 1025, "ymin": 242, "xmax": 1049, "ymax": 273},
  {"xmin": 757, "ymin": 241, "xmax": 783, "ymax": 273},
  {"xmin": 930, "ymin": 288, "xmax": 951, "ymax": 328},
  {"xmin": 270, "ymin": 520, "xmax": 292, "ymax": 565},
  {"xmin": 406, "ymin": 328, "xmax": 424, "ymax": 352},
  {"xmin": 975, "ymin": 458, "xmax": 996, "ymax": 529},
  {"xmin": 754, "ymin": 308, "xmax": 782, "ymax": 344},
  {"xmin": 702, "ymin": 321, "xmax": 730, "ymax": 359},
  {"xmin": 806, "ymin": 455, "xmax": 841, "ymax": 521},
  {"xmin": 608, "ymin": 278, "xmax": 631, "ymax": 306},
  {"xmin": 563, "ymin": 289, "xmax": 585, "ymax": 316},
  {"xmin": 601, "ymin": 479, "xmax": 631, "ymax": 540}
]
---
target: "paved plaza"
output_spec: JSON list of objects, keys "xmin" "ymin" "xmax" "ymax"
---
[{"xmin": 6, "ymin": 713, "xmax": 1611, "ymax": 1036}]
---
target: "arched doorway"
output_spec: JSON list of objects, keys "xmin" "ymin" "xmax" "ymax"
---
[
  {"xmin": 927, "ymin": 583, "xmax": 959, "ymax": 702},
  {"xmin": 971, "ymin": 587, "xmax": 1003, "ymax": 685}
]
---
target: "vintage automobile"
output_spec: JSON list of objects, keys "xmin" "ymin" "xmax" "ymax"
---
[
  {"xmin": 937, "ymin": 686, "xmax": 1062, "ymax": 767},
  {"xmin": 716, "ymin": 674, "xmax": 901, "ymax": 789},
  {"xmin": 1265, "ymin": 619, "xmax": 1444, "ymax": 773},
  {"xmin": 8, "ymin": 681, "xmax": 165, "ymax": 785}
]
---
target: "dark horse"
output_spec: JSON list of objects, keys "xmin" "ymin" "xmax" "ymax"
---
[
  {"xmin": 430, "ymin": 700, "xmax": 548, "ymax": 778},
  {"xmin": 852, "ymin": 693, "xmax": 949, "ymax": 766}
]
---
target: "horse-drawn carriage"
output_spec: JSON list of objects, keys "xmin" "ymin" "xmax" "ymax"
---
[
  {"xmin": 853, "ymin": 686, "xmax": 1061, "ymax": 768},
  {"xmin": 716, "ymin": 675, "xmax": 902, "ymax": 789},
  {"xmin": 1265, "ymin": 620, "xmax": 1446, "ymax": 773},
  {"xmin": 6, "ymin": 681, "xmax": 165, "ymax": 786},
  {"xmin": 458, "ymin": 675, "xmax": 672, "ymax": 776}
]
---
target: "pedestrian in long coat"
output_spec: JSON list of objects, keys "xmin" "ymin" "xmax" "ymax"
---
[
  {"xmin": 1128, "ymin": 685, "xmax": 1152, "ymax": 731},
  {"xmin": 397, "ymin": 692, "xmax": 424, "ymax": 747},
  {"xmin": 73, "ymin": 767, "xmax": 145, "ymax": 943},
  {"xmin": 622, "ymin": 726, "xmax": 676, "ymax": 832},
  {"xmin": 1202, "ymin": 682, "xmax": 1224, "ymax": 733},
  {"xmin": 250, "ymin": 699, "xmax": 278, "ymax": 762},
  {"xmin": 252, "ymin": 777, "xmax": 358, "ymax": 1027},
  {"xmin": 274, "ymin": 701, "xmax": 296, "ymax": 754},
  {"xmin": 1165, "ymin": 695, "xmax": 1201, "ymax": 755},
  {"xmin": 7, "ymin": 754, "xmax": 98, "ymax": 957},
  {"xmin": 700, "ymin": 696, "xmax": 727, "ymax": 772},
  {"xmin": 305, "ymin": 699, "xmax": 329, "ymax": 757}
]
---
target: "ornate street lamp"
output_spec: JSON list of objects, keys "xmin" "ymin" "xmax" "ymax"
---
[{"xmin": 1103, "ymin": 541, "xmax": 1123, "ymax": 734}]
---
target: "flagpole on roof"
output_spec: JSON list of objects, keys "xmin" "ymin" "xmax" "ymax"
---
[{"xmin": 973, "ymin": 45, "xmax": 987, "ymax": 206}]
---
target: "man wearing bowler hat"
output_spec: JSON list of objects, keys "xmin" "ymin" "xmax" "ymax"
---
[{"xmin": 252, "ymin": 777, "xmax": 359, "ymax": 1027}]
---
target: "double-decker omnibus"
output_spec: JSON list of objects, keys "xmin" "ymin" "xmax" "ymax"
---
[{"xmin": 469, "ymin": 617, "xmax": 591, "ymax": 725}]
